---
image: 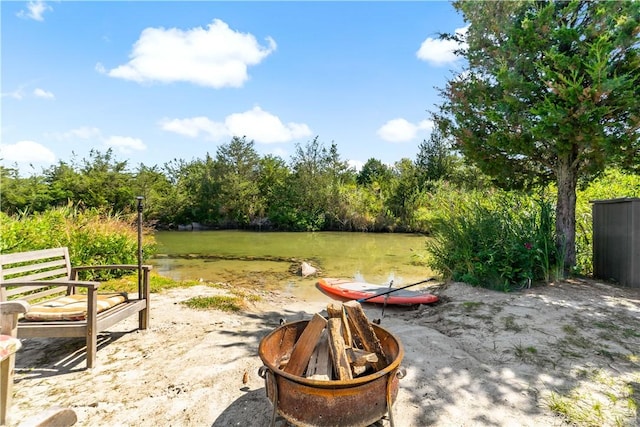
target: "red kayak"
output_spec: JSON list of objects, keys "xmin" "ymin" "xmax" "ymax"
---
[{"xmin": 317, "ymin": 278, "xmax": 439, "ymax": 305}]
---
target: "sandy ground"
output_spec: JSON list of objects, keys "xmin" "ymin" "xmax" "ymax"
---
[{"xmin": 7, "ymin": 278, "xmax": 640, "ymax": 427}]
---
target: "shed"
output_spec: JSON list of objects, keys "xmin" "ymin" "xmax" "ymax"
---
[{"xmin": 591, "ymin": 197, "xmax": 640, "ymax": 288}]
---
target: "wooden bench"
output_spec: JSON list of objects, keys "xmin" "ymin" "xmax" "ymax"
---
[{"xmin": 0, "ymin": 247, "xmax": 152, "ymax": 369}]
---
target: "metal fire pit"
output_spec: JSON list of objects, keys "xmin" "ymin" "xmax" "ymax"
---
[{"xmin": 258, "ymin": 320, "xmax": 405, "ymax": 427}]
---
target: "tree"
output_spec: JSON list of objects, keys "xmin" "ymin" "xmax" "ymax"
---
[
  {"xmin": 357, "ymin": 158, "xmax": 393, "ymax": 186},
  {"xmin": 257, "ymin": 154, "xmax": 291, "ymax": 228},
  {"xmin": 77, "ymin": 149, "xmax": 134, "ymax": 212},
  {"xmin": 214, "ymin": 136, "xmax": 262, "ymax": 227},
  {"xmin": 132, "ymin": 164, "xmax": 174, "ymax": 222},
  {"xmin": 415, "ymin": 127, "xmax": 455, "ymax": 189},
  {"xmin": 44, "ymin": 161, "xmax": 80, "ymax": 208},
  {"xmin": 0, "ymin": 165, "xmax": 52, "ymax": 214},
  {"xmin": 288, "ymin": 137, "xmax": 352, "ymax": 230},
  {"xmin": 436, "ymin": 0, "xmax": 640, "ymax": 271},
  {"xmin": 386, "ymin": 158, "xmax": 420, "ymax": 229}
]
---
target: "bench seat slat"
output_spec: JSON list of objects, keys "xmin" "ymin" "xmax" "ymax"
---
[{"xmin": 17, "ymin": 300, "xmax": 147, "ymax": 338}]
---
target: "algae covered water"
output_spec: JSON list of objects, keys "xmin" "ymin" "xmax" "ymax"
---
[{"xmin": 151, "ymin": 230, "xmax": 435, "ymax": 300}]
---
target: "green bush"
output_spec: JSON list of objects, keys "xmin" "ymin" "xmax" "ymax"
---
[
  {"xmin": 426, "ymin": 190, "xmax": 558, "ymax": 291},
  {"xmin": 574, "ymin": 169, "xmax": 640, "ymax": 275},
  {"xmin": 0, "ymin": 205, "xmax": 155, "ymax": 279}
]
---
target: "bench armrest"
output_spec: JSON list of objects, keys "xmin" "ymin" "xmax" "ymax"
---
[
  {"xmin": 1, "ymin": 300, "xmax": 30, "ymax": 336},
  {"xmin": 71, "ymin": 265, "xmax": 152, "ymax": 273},
  {"xmin": 0, "ymin": 300, "xmax": 30, "ymax": 315},
  {"xmin": 70, "ymin": 265, "xmax": 152, "ymax": 301}
]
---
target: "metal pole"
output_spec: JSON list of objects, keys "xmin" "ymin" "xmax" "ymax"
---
[{"xmin": 136, "ymin": 196, "xmax": 143, "ymax": 296}]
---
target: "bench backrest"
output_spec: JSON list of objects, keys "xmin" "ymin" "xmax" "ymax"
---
[{"xmin": 0, "ymin": 247, "xmax": 72, "ymax": 302}]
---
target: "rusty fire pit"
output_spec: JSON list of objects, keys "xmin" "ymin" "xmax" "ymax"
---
[{"xmin": 258, "ymin": 320, "xmax": 405, "ymax": 427}]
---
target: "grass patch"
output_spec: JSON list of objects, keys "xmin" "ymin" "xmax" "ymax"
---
[
  {"xmin": 547, "ymin": 391, "xmax": 606, "ymax": 427},
  {"xmin": 182, "ymin": 295, "xmax": 244, "ymax": 312},
  {"xmin": 547, "ymin": 370, "xmax": 640, "ymax": 426},
  {"xmin": 462, "ymin": 301, "xmax": 483, "ymax": 311},
  {"xmin": 622, "ymin": 328, "xmax": 640, "ymax": 339},
  {"xmin": 513, "ymin": 343, "xmax": 538, "ymax": 363},
  {"xmin": 593, "ymin": 321, "xmax": 620, "ymax": 331},
  {"xmin": 503, "ymin": 315, "xmax": 525, "ymax": 332},
  {"xmin": 558, "ymin": 335, "xmax": 593, "ymax": 351}
]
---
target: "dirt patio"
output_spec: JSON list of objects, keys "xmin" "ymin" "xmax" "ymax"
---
[{"xmin": 7, "ymin": 278, "xmax": 640, "ymax": 426}]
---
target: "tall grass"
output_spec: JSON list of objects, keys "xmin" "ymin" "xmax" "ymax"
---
[
  {"xmin": 426, "ymin": 188, "xmax": 558, "ymax": 291},
  {"xmin": 0, "ymin": 204, "xmax": 155, "ymax": 279}
]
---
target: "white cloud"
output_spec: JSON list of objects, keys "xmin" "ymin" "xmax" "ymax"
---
[
  {"xmin": 417, "ymin": 26, "xmax": 468, "ymax": 66},
  {"xmin": 17, "ymin": 0, "xmax": 52, "ymax": 21},
  {"xmin": 226, "ymin": 107, "xmax": 312, "ymax": 143},
  {"xmin": 0, "ymin": 140, "xmax": 56, "ymax": 163},
  {"xmin": 160, "ymin": 116, "xmax": 227, "ymax": 139},
  {"xmin": 3, "ymin": 85, "xmax": 55, "ymax": 100},
  {"xmin": 105, "ymin": 19, "xmax": 276, "ymax": 88},
  {"xmin": 67, "ymin": 126, "xmax": 102, "ymax": 139},
  {"xmin": 1, "ymin": 86, "xmax": 26, "ymax": 100},
  {"xmin": 160, "ymin": 106, "xmax": 312, "ymax": 144},
  {"xmin": 48, "ymin": 126, "xmax": 102, "ymax": 140},
  {"xmin": 33, "ymin": 88, "xmax": 55, "ymax": 99},
  {"xmin": 104, "ymin": 136, "xmax": 146, "ymax": 154},
  {"xmin": 348, "ymin": 159, "xmax": 364, "ymax": 172},
  {"xmin": 45, "ymin": 127, "xmax": 145, "ymax": 154},
  {"xmin": 377, "ymin": 118, "xmax": 433, "ymax": 143}
]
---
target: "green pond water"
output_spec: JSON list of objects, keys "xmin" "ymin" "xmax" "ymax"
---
[{"xmin": 151, "ymin": 230, "xmax": 435, "ymax": 301}]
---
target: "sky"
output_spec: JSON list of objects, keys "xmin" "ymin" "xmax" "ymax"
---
[{"xmin": 1, "ymin": 1, "xmax": 468, "ymax": 176}]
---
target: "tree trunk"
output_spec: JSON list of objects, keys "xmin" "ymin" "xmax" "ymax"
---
[{"xmin": 555, "ymin": 155, "xmax": 578, "ymax": 274}]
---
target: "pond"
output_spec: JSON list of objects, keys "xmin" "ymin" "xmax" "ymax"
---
[{"xmin": 151, "ymin": 230, "xmax": 435, "ymax": 300}]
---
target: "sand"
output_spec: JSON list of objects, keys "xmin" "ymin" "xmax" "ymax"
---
[{"xmin": 7, "ymin": 278, "xmax": 640, "ymax": 427}]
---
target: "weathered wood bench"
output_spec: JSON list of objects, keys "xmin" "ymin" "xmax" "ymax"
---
[{"xmin": 0, "ymin": 247, "xmax": 151, "ymax": 369}]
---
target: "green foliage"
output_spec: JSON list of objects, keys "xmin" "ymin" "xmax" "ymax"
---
[
  {"xmin": 0, "ymin": 205, "xmax": 155, "ymax": 279},
  {"xmin": 214, "ymin": 136, "xmax": 263, "ymax": 227},
  {"xmin": 2, "ymin": 134, "xmax": 637, "ymax": 283},
  {"xmin": 357, "ymin": 158, "xmax": 393, "ymax": 187},
  {"xmin": 415, "ymin": 127, "xmax": 456, "ymax": 190},
  {"xmin": 574, "ymin": 169, "xmax": 640, "ymax": 274},
  {"xmin": 131, "ymin": 164, "xmax": 176, "ymax": 224},
  {"xmin": 426, "ymin": 191, "xmax": 558, "ymax": 291},
  {"xmin": 437, "ymin": 0, "xmax": 640, "ymax": 270},
  {"xmin": 283, "ymin": 137, "xmax": 355, "ymax": 231}
]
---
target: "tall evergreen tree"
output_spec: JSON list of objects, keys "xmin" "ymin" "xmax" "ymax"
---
[
  {"xmin": 214, "ymin": 136, "xmax": 262, "ymax": 226},
  {"xmin": 436, "ymin": 0, "xmax": 640, "ymax": 270},
  {"xmin": 415, "ymin": 127, "xmax": 455, "ymax": 189}
]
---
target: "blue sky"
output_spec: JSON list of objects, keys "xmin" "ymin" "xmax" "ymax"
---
[{"xmin": 1, "ymin": 1, "xmax": 467, "ymax": 176}]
